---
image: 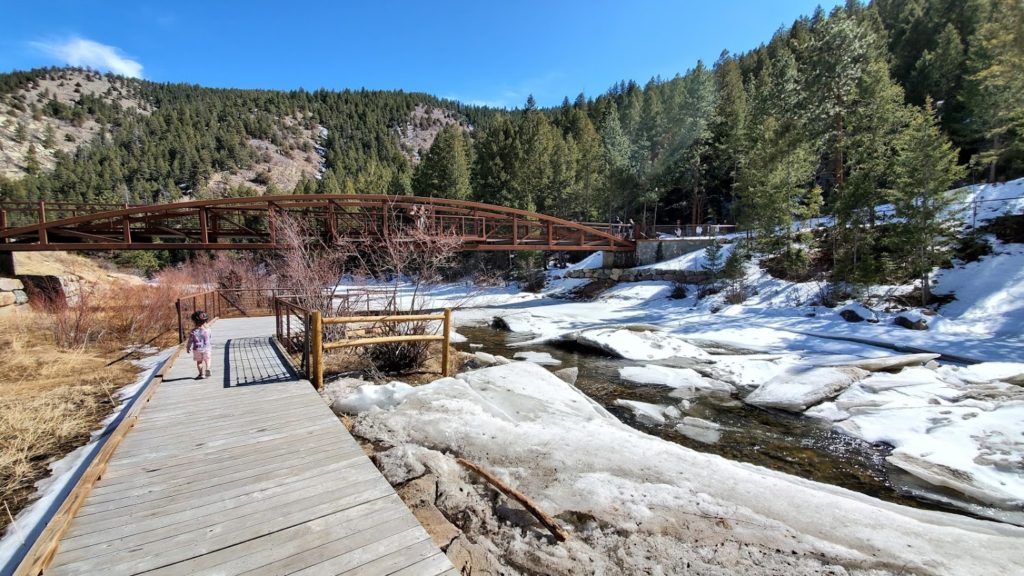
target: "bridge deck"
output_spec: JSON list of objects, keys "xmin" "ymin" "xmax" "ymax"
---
[{"xmin": 45, "ymin": 317, "xmax": 453, "ymax": 576}]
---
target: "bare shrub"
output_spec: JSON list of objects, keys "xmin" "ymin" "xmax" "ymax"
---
[
  {"xmin": 102, "ymin": 283, "xmax": 180, "ymax": 345},
  {"xmin": 272, "ymin": 212, "xmax": 348, "ymax": 314},
  {"xmin": 270, "ymin": 203, "xmax": 464, "ymax": 376},
  {"xmin": 43, "ymin": 279, "xmax": 104, "ymax": 348}
]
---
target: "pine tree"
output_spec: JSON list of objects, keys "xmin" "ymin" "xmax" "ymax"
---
[
  {"xmin": 25, "ymin": 143, "xmax": 41, "ymax": 175},
  {"xmin": 412, "ymin": 125, "xmax": 471, "ymax": 199},
  {"xmin": 962, "ymin": 0, "xmax": 1024, "ymax": 181},
  {"xmin": 734, "ymin": 116, "xmax": 820, "ymax": 251},
  {"xmin": 891, "ymin": 99, "xmax": 966, "ymax": 305},
  {"xmin": 910, "ymin": 23, "xmax": 965, "ymax": 104},
  {"xmin": 42, "ymin": 123, "xmax": 57, "ymax": 149}
]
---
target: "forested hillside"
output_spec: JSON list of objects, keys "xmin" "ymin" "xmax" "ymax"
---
[{"xmin": 1, "ymin": 0, "xmax": 1021, "ymax": 289}]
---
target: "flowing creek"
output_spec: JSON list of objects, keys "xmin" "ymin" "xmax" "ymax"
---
[{"xmin": 454, "ymin": 324, "xmax": 1010, "ymax": 523}]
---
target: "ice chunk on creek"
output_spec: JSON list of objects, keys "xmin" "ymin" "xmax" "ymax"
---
[
  {"xmin": 825, "ymin": 353, "xmax": 940, "ymax": 373},
  {"xmin": 938, "ymin": 361, "xmax": 1024, "ymax": 385},
  {"xmin": 675, "ymin": 417, "xmax": 722, "ymax": 444},
  {"xmin": 805, "ymin": 401, "xmax": 850, "ymax": 422},
  {"xmin": 835, "ymin": 402, "xmax": 1024, "ymax": 508},
  {"xmin": 619, "ymin": 365, "xmax": 734, "ymax": 394},
  {"xmin": 744, "ymin": 366, "xmax": 869, "ymax": 412},
  {"xmin": 512, "ymin": 351, "xmax": 562, "ymax": 366},
  {"xmin": 575, "ymin": 328, "xmax": 709, "ymax": 361},
  {"xmin": 612, "ymin": 399, "xmax": 683, "ymax": 425}
]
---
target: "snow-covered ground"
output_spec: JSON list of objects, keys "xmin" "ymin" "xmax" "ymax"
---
[
  {"xmin": 324, "ymin": 179, "xmax": 1024, "ymax": 572},
  {"xmin": 331, "ymin": 362, "xmax": 1024, "ymax": 575}
]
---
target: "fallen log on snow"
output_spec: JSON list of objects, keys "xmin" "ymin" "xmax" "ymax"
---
[{"xmin": 456, "ymin": 457, "xmax": 570, "ymax": 542}]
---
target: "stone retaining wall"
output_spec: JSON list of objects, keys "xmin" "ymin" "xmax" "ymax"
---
[
  {"xmin": 0, "ymin": 277, "xmax": 29, "ymax": 311},
  {"xmin": 565, "ymin": 268, "xmax": 708, "ymax": 284}
]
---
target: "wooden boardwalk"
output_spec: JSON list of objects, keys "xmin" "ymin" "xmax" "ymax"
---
[{"xmin": 45, "ymin": 317, "xmax": 454, "ymax": 576}]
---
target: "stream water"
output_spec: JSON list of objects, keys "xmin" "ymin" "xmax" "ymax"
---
[{"xmin": 455, "ymin": 324, "xmax": 1009, "ymax": 522}]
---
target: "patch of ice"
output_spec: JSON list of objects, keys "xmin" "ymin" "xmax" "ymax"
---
[
  {"xmin": 575, "ymin": 328, "xmax": 708, "ymax": 361},
  {"xmin": 938, "ymin": 362, "xmax": 1024, "ymax": 385},
  {"xmin": 619, "ymin": 364, "xmax": 734, "ymax": 393},
  {"xmin": 512, "ymin": 351, "xmax": 562, "ymax": 366},
  {"xmin": 744, "ymin": 367, "xmax": 869, "ymax": 412},
  {"xmin": 613, "ymin": 399, "xmax": 672, "ymax": 425}
]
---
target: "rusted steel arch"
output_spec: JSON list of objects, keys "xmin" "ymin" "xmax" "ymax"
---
[{"xmin": 0, "ymin": 195, "xmax": 636, "ymax": 252}]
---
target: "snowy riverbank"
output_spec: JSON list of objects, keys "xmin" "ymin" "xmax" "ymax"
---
[
  {"xmin": 327, "ymin": 361, "xmax": 1023, "ymax": 575},
  {"xmin": 323, "ymin": 180, "xmax": 1024, "ymax": 573}
]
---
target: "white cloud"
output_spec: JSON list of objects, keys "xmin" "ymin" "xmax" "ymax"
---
[{"xmin": 31, "ymin": 37, "xmax": 143, "ymax": 78}]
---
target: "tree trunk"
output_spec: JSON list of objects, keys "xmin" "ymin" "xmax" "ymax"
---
[{"xmin": 989, "ymin": 135, "xmax": 1000, "ymax": 183}]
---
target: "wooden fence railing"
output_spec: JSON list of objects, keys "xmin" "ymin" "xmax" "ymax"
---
[{"xmin": 273, "ymin": 296, "xmax": 453, "ymax": 389}]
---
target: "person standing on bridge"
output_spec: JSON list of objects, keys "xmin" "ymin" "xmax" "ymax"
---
[{"xmin": 187, "ymin": 310, "xmax": 213, "ymax": 379}]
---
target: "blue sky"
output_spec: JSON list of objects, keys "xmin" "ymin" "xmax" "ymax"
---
[{"xmin": 1, "ymin": 1, "xmax": 842, "ymax": 108}]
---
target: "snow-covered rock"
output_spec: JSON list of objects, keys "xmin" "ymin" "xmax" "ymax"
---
[
  {"xmin": 575, "ymin": 328, "xmax": 709, "ymax": 361},
  {"xmin": 512, "ymin": 351, "xmax": 562, "ymax": 366},
  {"xmin": 331, "ymin": 381, "xmax": 414, "ymax": 414},
  {"xmin": 619, "ymin": 364, "xmax": 734, "ymax": 394},
  {"xmin": 744, "ymin": 367, "xmax": 870, "ymax": 412},
  {"xmin": 837, "ymin": 303, "xmax": 879, "ymax": 323},
  {"xmin": 894, "ymin": 310, "xmax": 929, "ymax": 330}
]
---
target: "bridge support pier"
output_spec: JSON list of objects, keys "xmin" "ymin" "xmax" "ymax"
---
[
  {"xmin": 602, "ymin": 251, "xmax": 636, "ymax": 268},
  {"xmin": 0, "ymin": 252, "xmax": 14, "ymax": 277}
]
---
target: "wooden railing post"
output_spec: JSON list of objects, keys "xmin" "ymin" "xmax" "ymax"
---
[
  {"xmin": 441, "ymin": 308, "xmax": 452, "ymax": 377},
  {"xmin": 38, "ymin": 201, "xmax": 48, "ymax": 245},
  {"xmin": 274, "ymin": 299, "xmax": 281, "ymax": 341},
  {"xmin": 176, "ymin": 299, "xmax": 184, "ymax": 343},
  {"xmin": 311, "ymin": 311, "xmax": 323, "ymax": 390}
]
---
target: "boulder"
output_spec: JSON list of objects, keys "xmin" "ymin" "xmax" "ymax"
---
[
  {"xmin": 0, "ymin": 278, "xmax": 23, "ymax": 291},
  {"xmin": 12, "ymin": 289, "xmax": 28, "ymax": 305},
  {"xmin": 553, "ymin": 367, "xmax": 579, "ymax": 385},
  {"xmin": 744, "ymin": 366, "xmax": 870, "ymax": 412},
  {"xmin": 0, "ymin": 292, "xmax": 14, "ymax": 307}
]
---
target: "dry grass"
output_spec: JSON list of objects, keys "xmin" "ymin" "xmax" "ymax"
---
[{"xmin": 0, "ymin": 309, "xmax": 141, "ymax": 535}]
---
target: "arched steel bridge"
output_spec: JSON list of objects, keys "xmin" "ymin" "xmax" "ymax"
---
[{"xmin": 0, "ymin": 195, "xmax": 636, "ymax": 252}]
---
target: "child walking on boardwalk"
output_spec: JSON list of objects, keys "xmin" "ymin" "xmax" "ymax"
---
[{"xmin": 186, "ymin": 310, "xmax": 213, "ymax": 379}]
